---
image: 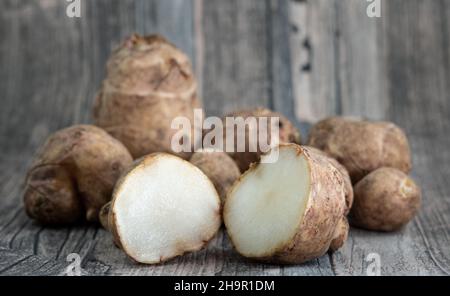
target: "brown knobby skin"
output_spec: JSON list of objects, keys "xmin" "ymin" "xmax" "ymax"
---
[
  {"xmin": 93, "ymin": 34, "xmax": 202, "ymax": 160},
  {"xmin": 99, "ymin": 201, "xmax": 111, "ymax": 231},
  {"xmin": 24, "ymin": 125, "xmax": 133, "ymax": 225},
  {"xmin": 190, "ymin": 151, "xmax": 241, "ymax": 204},
  {"xmin": 224, "ymin": 144, "xmax": 347, "ymax": 264},
  {"xmin": 305, "ymin": 146, "xmax": 354, "ymax": 214},
  {"xmin": 307, "ymin": 117, "xmax": 412, "ymax": 184},
  {"xmin": 329, "ymin": 216, "xmax": 349, "ymax": 252},
  {"xmin": 97, "ymin": 201, "xmax": 123, "ymax": 248},
  {"xmin": 350, "ymin": 167, "xmax": 421, "ymax": 232},
  {"xmin": 107, "ymin": 153, "xmax": 221, "ymax": 264},
  {"xmin": 223, "ymin": 107, "xmax": 302, "ymax": 172}
]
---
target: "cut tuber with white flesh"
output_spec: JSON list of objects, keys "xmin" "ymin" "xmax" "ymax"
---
[
  {"xmin": 224, "ymin": 144, "xmax": 348, "ymax": 264},
  {"xmin": 107, "ymin": 153, "xmax": 221, "ymax": 264}
]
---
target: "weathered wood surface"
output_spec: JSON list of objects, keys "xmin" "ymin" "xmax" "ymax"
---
[{"xmin": 0, "ymin": 0, "xmax": 449, "ymax": 275}]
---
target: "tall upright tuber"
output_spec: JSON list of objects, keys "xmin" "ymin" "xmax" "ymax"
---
[{"xmin": 93, "ymin": 34, "xmax": 202, "ymax": 159}]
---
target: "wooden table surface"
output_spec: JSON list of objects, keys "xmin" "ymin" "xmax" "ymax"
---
[{"xmin": 0, "ymin": 0, "xmax": 449, "ymax": 276}]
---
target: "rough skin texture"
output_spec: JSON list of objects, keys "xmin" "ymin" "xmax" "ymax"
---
[
  {"xmin": 307, "ymin": 117, "xmax": 412, "ymax": 184},
  {"xmin": 329, "ymin": 216, "xmax": 349, "ymax": 252},
  {"xmin": 93, "ymin": 34, "xmax": 202, "ymax": 160},
  {"xmin": 99, "ymin": 201, "xmax": 111, "ymax": 231},
  {"xmin": 350, "ymin": 167, "xmax": 421, "ymax": 232},
  {"xmin": 24, "ymin": 125, "xmax": 133, "ymax": 225},
  {"xmin": 223, "ymin": 108, "xmax": 302, "ymax": 172},
  {"xmin": 270, "ymin": 145, "xmax": 347, "ymax": 263},
  {"xmin": 190, "ymin": 151, "xmax": 241, "ymax": 204},
  {"xmin": 98, "ymin": 201, "xmax": 122, "ymax": 248},
  {"xmin": 305, "ymin": 146, "xmax": 353, "ymax": 214},
  {"xmin": 225, "ymin": 144, "xmax": 347, "ymax": 264}
]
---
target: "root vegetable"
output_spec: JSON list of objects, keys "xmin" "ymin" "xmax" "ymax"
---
[
  {"xmin": 99, "ymin": 201, "xmax": 111, "ymax": 231},
  {"xmin": 190, "ymin": 151, "xmax": 241, "ymax": 204},
  {"xmin": 307, "ymin": 117, "xmax": 411, "ymax": 184},
  {"xmin": 24, "ymin": 125, "xmax": 133, "ymax": 225},
  {"xmin": 329, "ymin": 217, "xmax": 349, "ymax": 252},
  {"xmin": 305, "ymin": 146, "xmax": 353, "ymax": 214},
  {"xmin": 350, "ymin": 167, "xmax": 421, "ymax": 232},
  {"xmin": 224, "ymin": 108, "xmax": 301, "ymax": 172},
  {"xmin": 224, "ymin": 144, "xmax": 347, "ymax": 264},
  {"xmin": 99, "ymin": 201, "xmax": 123, "ymax": 248},
  {"xmin": 93, "ymin": 34, "xmax": 202, "ymax": 160},
  {"xmin": 108, "ymin": 153, "xmax": 221, "ymax": 264}
]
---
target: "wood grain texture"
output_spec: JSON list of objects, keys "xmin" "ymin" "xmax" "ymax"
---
[
  {"xmin": 340, "ymin": 0, "xmax": 450, "ymax": 275},
  {"xmin": 0, "ymin": 0, "xmax": 449, "ymax": 275},
  {"xmin": 269, "ymin": 0, "xmax": 310, "ymax": 138},
  {"xmin": 335, "ymin": 0, "xmax": 388, "ymax": 119},
  {"xmin": 289, "ymin": 0, "xmax": 338, "ymax": 122},
  {"xmin": 291, "ymin": 0, "xmax": 450, "ymax": 275},
  {"xmin": 382, "ymin": 0, "xmax": 450, "ymax": 275},
  {"xmin": 201, "ymin": 0, "xmax": 271, "ymax": 116},
  {"xmin": 291, "ymin": 0, "xmax": 388, "ymax": 121},
  {"xmin": 0, "ymin": 247, "xmax": 68, "ymax": 276}
]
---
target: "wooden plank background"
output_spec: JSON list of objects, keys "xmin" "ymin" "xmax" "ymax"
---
[{"xmin": 0, "ymin": 0, "xmax": 449, "ymax": 275}]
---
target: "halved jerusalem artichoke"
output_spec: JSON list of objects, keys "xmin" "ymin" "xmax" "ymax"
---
[
  {"xmin": 106, "ymin": 153, "xmax": 221, "ymax": 264},
  {"xmin": 305, "ymin": 146, "xmax": 354, "ymax": 214},
  {"xmin": 99, "ymin": 201, "xmax": 111, "ymax": 231},
  {"xmin": 224, "ymin": 144, "xmax": 347, "ymax": 264}
]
